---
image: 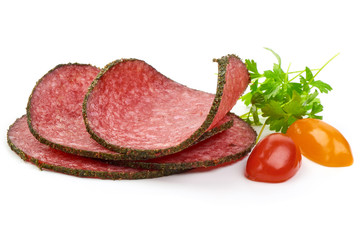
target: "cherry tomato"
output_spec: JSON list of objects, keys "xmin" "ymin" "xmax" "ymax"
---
[
  {"xmin": 245, "ymin": 133, "xmax": 302, "ymax": 183},
  {"xmin": 286, "ymin": 119, "xmax": 353, "ymax": 167}
]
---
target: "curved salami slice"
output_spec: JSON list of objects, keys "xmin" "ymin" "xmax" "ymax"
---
[
  {"xmin": 8, "ymin": 116, "xmax": 182, "ymax": 180},
  {"xmin": 27, "ymin": 63, "xmax": 233, "ymax": 160},
  {"xmin": 84, "ymin": 55, "xmax": 250, "ymax": 159},
  {"xmin": 114, "ymin": 113, "xmax": 257, "ymax": 170}
]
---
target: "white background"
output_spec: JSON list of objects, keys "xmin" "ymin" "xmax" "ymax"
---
[{"xmin": 1, "ymin": 0, "xmax": 359, "ymax": 239}]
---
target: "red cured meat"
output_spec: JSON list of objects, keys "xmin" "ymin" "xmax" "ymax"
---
[
  {"xmin": 208, "ymin": 57, "xmax": 250, "ymax": 130},
  {"xmin": 27, "ymin": 63, "xmax": 233, "ymax": 160},
  {"xmin": 27, "ymin": 64, "xmax": 110, "ymax": 153},
  {"xmin": 84, "ymin": 55, "xmax": 250, "ymax": 158},
  {"xmin": 27, "ymin": 64, "xmax": 122, "ymax": 159},
  {"xmin": 8, "ymin": 116, "xmax": 179, "ymax": 179},
  {"xmin": 119, "ymin": 113, "xmax": 257, "ymax": 170}
]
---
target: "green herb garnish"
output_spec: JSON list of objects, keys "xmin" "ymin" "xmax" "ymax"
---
[{"xmin": 240, "ymin": 48, "xmax": 338, "ymax": 140}]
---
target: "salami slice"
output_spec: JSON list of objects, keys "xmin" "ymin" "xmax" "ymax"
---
[
  {"xmin": 8, "ymin": 116, "xmax": 182, "ymax": 180},
  {"xmin": 113, "ymin": 113, "xmax": 257, "ymax": 170},
  {"xmin": 84, "ymin": 55, "xmax": 250, "ymax": 159},
  {"xmin": 26, "ymin": 63, "xmax": 233, "ymax": 160}
]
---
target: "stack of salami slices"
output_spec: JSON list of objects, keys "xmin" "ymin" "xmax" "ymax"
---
[{"xmin": 7, "ymin": 55, "xmax": 257, "ymax": 180}]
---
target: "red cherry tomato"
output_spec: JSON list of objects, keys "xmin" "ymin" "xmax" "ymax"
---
[
  {"xmin": 286, "ymin": 119, "xmax": 353, "ymax": 167},
  {"xmin": 245, "ymin": 133, "xmax": 302, "ymax": 183}
]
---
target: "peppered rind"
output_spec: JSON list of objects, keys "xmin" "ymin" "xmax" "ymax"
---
[
  {"xmin": 83, "ymin": 55, "xmax": 250, "ymax": 159},
  {"xmin": 8, "ymin": 116, "xmax": 184, "ymax": 180}
]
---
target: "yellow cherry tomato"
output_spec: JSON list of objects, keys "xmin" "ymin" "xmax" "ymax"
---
[{"xmin": 286, "ymin": 118, "xmax": 353, "ymax": 167}]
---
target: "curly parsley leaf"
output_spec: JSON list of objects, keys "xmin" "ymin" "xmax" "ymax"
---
[{"xmin": 240, "ymin": 48, "xmax": 338, "ymax": 137}]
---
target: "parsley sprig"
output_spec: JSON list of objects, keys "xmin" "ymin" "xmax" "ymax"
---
[{"xmin": 240, "ymin": 48, "xmax": 338, "ymax": 139}]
